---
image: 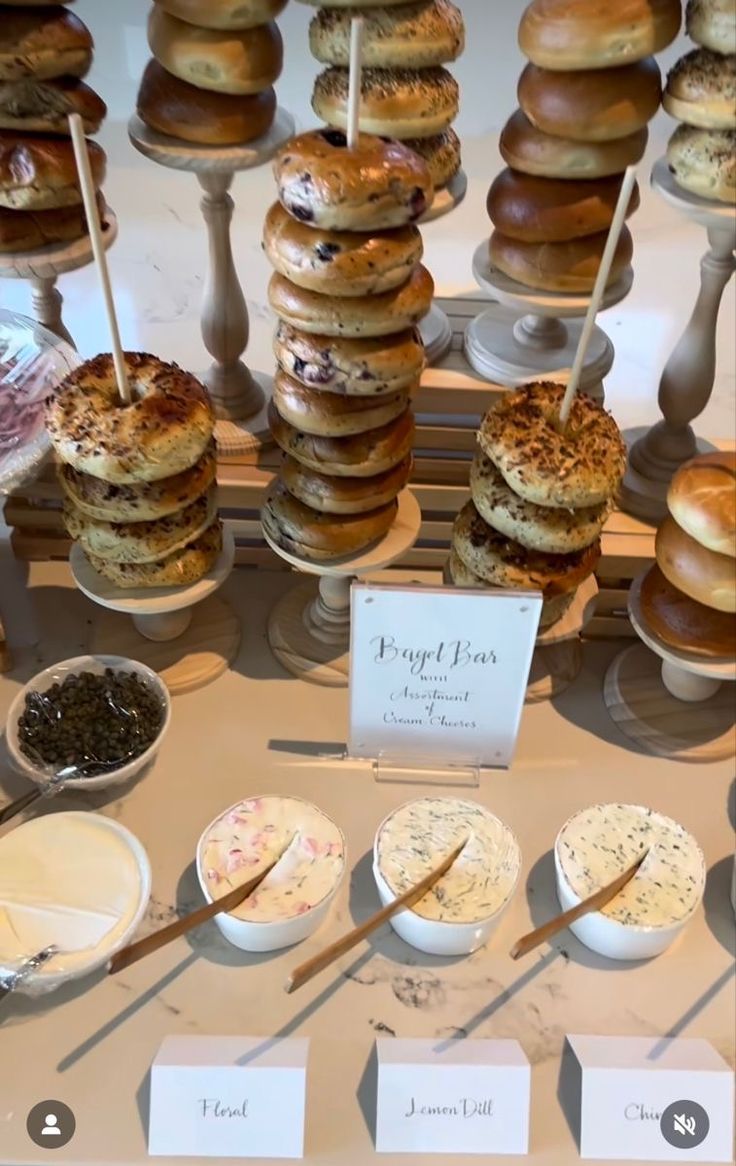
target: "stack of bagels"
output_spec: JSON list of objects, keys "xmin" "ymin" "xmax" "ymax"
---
[
  {"xmin": 304, "ymin": 0, "xmax": 465, "ymax": 194},
  {"xmin": 0, "ymin": 0, "xmax": 108, "ymax": 254},
  {"xmin": 136, "ymin": 0, "xmax": 287, "ymax": 146},
  {"xmin": 641, "ymin": 451, "xmax": 736, "ymax": 656},
  {"xmin": 664, "ymin": 0, "xmax": 736, "ymax": 204},
  {"xmin": 449, "ymin": 382, "xmax": 627, "ymax": 630},
  {"xmin": 488, "ymin": 0, "xmax": 682, "ymax": 294},
  {"xmin": 262, "ymin": 127, "xmax": 435, "ymax": 561},
  {"xmin": 46, "ymin": 352, "xmax": 222, "ymax": 589}
]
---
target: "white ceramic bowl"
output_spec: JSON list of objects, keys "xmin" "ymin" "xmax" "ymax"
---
[
  {"xmin": 196, "ymin": 797, "xmax": 346, "ymax": 953},
  {"xmin": 372, "ymin": 803, "xmax": 521, "ymax": 957},
  {"xmin": 5, "ymin": 654, "xmax": 171, "ymax": 790},
  {"xmin": 0, "ymin": 811, "xmax": 152, "ymax": 995},
  {"xmin": 554, "ymin": 806, "xmax": 706, "ymax": 961}
]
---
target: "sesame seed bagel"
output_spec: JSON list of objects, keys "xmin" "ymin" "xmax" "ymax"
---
[
  {"xmin": 309, "ymin": 1, "xmax": 465, "ymax": 68},
  {"xmin": 470, "ymin": 451, "xmax": 611, "ymax": 553},
  {"xmin": 453, "ymin": 499, "xmax": 601, "ymax": 597},
  {"xmin": 269, "ymin": 400, "xmax": 415, "ymax": 477},
  {"xmin": 268, "ymin": 266, "xmax": 434, "ymax": 338},
  {"xmin": 85, "ymin": 519, "xmax": 222, "ymax": 589},
  {"xmin": 46, "ymin": 353, "xmax": 215, "ymax": 484},
  {"xmin": 273, "ymin": 128, "xmax": 433, "ymax": 231},
  {"xmin": 280, "ymin": 452, "xmax": 412, "ymax": 514},
  {"xmin": 446, "ymin": 545, "xmax": 577, "ymax": 628},
  {"xmin": 274, "ymin": 322, "xmax": 425, "ymax": 395},
  {"xmin": 667, "ymin": 124, "xmax": 736, "ymax": 202},
  {"xmin": 64, "ymin": 486, "xmax": 218, "ymax": 564},
  {"xmin": 58, "ymin": 444, "xmax": 217, "ymax": 522},
  {"xmin": 664, "ymin": 49, "xmax": 736, "ymax": 130},
  {"xmin": 313, "ymin": 66, "xmax": 459, "ymax": 139},
  {"xmin": 478, "ymin": 382, "xmax": 626, "ymax": 509},
  {"xmin": 262, "ymin": 479, "xmax": 397, "ymax": 561},
  {"xmin": 687, "ymin": 0, "xmax": 736, "ymax": 55},
  {"xmin": 403, "ymin": 128, "xmax": 461, "ymax": 188},
  {"xmin": 263, "ymin": 201, "xmax": 423, "ymax": 297},
  {"xmin": 273, "ymin": 369, "xmax": 411, "ymax": 437}
]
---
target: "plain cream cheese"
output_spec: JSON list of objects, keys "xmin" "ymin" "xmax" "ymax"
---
[
  {"xmin": 0, "ymin": 812, "xmax": 146, "ymax": 976},
  {"xmin": 376, "ymin": 797, "xmax": 521, "ymax": 923},
  {"xmin": 556, "ymin": 803, "xmax": 706, "ymax": 928},
  {"xmin": 199, "ymin": 797, "xmax": 345, "ymax": 923}
]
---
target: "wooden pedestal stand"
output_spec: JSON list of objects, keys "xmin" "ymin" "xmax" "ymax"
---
[
  {"xmin": 418, "ymin": 169, "xmax": 468, "ymax": 365},
  {"xmin": 604, "ymin": 572, "xmax": 735, "ymax": 761},
  {"xmin": 0, "ymin": 212, "xmax": 118, "ymax": 348},
  {"xmin": 70, "ymin": 528, "xmax": 240, "ymax": 695},
  {"xmin": 621, "ymin": 160, "xmax": 736, "ymax": 521},
  {"xmin": 263, "ymin": 490, "xmax": 422, "ymax": 687},
  {"xmin": 527, "ymin": 575, "xmax": 599, "ymax": 703},
  {"xmin": 464, "ymin": 241, "xmax": 634, "ymax": 396},
  {"xmin": 128, "ymin": 111, "xmax": 294, "ymax": 458}
]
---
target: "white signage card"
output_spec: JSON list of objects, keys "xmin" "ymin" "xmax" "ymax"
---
[
  {"xmin": 349, "ymin": 584, "xmax": 542, "ymax": 768},
  {"xmin": 569, "ymin": 1035, "xmax": 734, "ymax": 1162},
  {"xmin": 148, "ymin": 1036, "xmax": 308, "ymax": 1159},
  {"xmin": 375, "ymin": 1038, "xmax": 531, "ymax": 1156}
]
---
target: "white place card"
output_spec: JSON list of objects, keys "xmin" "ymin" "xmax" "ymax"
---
[
  {"xmin": 148, "ymin": 1035, "xmax": 308, "ymax": 1159},
  {"xmin": 349, "ymin": 583, "xmax": 542, "ymax": 768},
  {"xmin": 569, "ymin": 1035, "xmax": 734, "ymax": 1162},
  {"xmin": 375, "ymin": 1038, "xmax": 530, "ymax": 1155}
]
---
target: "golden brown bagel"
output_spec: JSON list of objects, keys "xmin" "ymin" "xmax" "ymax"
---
[
  {"xmin": 667, "ymin": 451, "xmax": 736, "ymax": 557},
  {"xmin": 136, "ymin": 59, "xmax": 276, "ymax": 144},
  {"xmin": 518, "ymin": 58, "xmax": 662, "ymax": 142},
  {"xmin": 519, "ymin": 0, "xmax": 682, "ymax": 70}
]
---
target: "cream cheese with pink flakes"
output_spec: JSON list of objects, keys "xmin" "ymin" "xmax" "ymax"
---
[{"xmin": 199, "ymin": 796, "xmax": 345, "ymax": 923}]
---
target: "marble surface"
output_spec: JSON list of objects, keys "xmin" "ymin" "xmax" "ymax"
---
[{"xmin": 0, "ymin": 561, "xmax": 733, "ymax": 1165}]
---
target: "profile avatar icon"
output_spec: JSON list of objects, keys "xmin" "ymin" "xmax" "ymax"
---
[{"xmin": 42, "ymin": 1114, "xmax": 61, "ymax": 1137}]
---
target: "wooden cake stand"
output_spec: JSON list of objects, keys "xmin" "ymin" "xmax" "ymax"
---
[
  {"xmin": 464, "ymin": 240, "xmax": 634, "ymax": 396},
  {"xmin": 0, "ymin": 212, "xmax": 118, "ymax": 349},
  {"xmin": 604, "ymin": 571, "xmax": 736, "ymax": 762},
  {"xmin": 128, "ymin": 111, "xmax": 295, "ymax": 458},
  {"xmin": 417, "ymin": 169, "xmax": 468, "ymax": 365},
  {"xmin": 621, "ymin": 159, "xmax": 736, "ymax": 521},
  {"xmin": 263, "ymin": 490, "xmax": 422, "ymax": 687},
  {"xmin": 69, "ymin": 527, "xmax": 240, "ymax": 695}
]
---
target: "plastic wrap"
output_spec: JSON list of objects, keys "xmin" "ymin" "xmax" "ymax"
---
[{"xmin": 0, "ymin": 310, "xmax": 80, "ymax": 494}]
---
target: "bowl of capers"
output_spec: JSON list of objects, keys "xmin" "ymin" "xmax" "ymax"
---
[{"xmin": 5, "ymin": 655, "xmax": 171, "ymax": 790}]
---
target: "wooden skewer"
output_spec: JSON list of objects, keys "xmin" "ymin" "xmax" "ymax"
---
[
  {"xmin": 558, "ymin": 164, "xmax": 638, "ymax": 429},
  {"xmin": 286, "ymin": 839, "xmax": 467, "ymax": 994},
  {"xmin": 67, "ymin": 113, "xmax": 131, "ymax": 405},
  {"xmin": 509, "ymin": 848, "xmax": 650, "ymax": 961},
  {"xmin": 346, "ymin": 17, "xmax": 365, "ymax": 149},
  {"xmin": 109, "ymin": 839, "xmax": 295, "ymax": 975}
]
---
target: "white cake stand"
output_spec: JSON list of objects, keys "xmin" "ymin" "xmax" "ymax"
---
[
  {"xmin": 621, "ymin": 159, "xmax": 736, "ymax": 521},
  {"xmin": 0, "ymin": 210, "xmax": 118, "ymax": 348},
  {"xmin": 128, "ymin": 112, "xmax": 294, "ymax": 458},
  {"xmin": 417, "ymin": 169, "xmax": 468, "ymax": 365},
  {"xmin": 69, "ymin": 528, "xmax": 240, "ymax": 694},
  {"xmin": 464, "ymin": 240, "xmax": 634, "ymax": 396},
  {"xmin": 263, "ymin": 490, "xmax": 422, "ymax": 687},
  {"xmin": 604, "ymin": 571, "xmax": 736, "ymax": 761}
]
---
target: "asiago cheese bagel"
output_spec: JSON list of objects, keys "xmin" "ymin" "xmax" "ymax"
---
[
  {"xmin": 85, "ymin": 519, "xmax": 222, "ymax": 588},
  {"xmin": 59, "ymin": 445, "xmax": 217, "ymax": 522},
  {"xmin": 64, "ymin": 486, "xmax": 218, "ymax": 564}
]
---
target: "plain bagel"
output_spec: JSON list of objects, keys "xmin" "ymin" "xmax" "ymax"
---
[
  {"xmin": 489, "ymin": 226, "xmax": 634, "ymax": 293},
  {"xmin": 272, "ymin": 369, "xmax": 411, "ymax": 436},
  {"xmin": 280, "ymin": 453, "xmax": 412, "ymax": 515},
  {"xmin": 147, "ymin": 7, "xmax": 283, "ymax": 95},
  {"xmin": 519, "ymin": 0, "xmax": 682, "ymax": 70},
  {"xmin": 312, "ymin": 66, "xmax": 459, "ymax": 140},
  {"xmin": 58, "ymin": 445, "xmax": 217, "ymax": 523},
  {"xmin": 664, "ymin": 49, "xmax": 736, "ymax": 130},
  {"xmin": 309, "ymin": 1, "xmax": 464, "ymax": 68},
  {"xmin": 0, "ymin": 6, "xmax": 92, "ymax": 81},
  {"xmin": 46, "ymin": 352, "xmax": 215, "ymax": 484},
  {"xmin": 445, "ymin": 545, "xmax": 577, "ymax": 628},
  {"xmin": 263, "ymin": 202, "xmax": 423, "ymax": 297},
  {"xmin": 667, "ymin": 451, "xmax": 736, "ymax": 557},
  {"xmin": 0, "ymin": 77, "xmax": 106, "ymax": 134},
  {"xmin": 0, "ymin": 193, "xmax": 106, "ymax": 251},
  {"xmin": 64, "ymin": 486, "xmax": 218, "ymax": 565},
  {"xmin": 268, "ymin": 266, "xmax": 434, "ymax": 338},
  {"xmin": 153, "ymin": 0, "xmax": 287, "ymax": 30},
  {"xmin": 85, "ymin": 518, "xmax": 222, "ymax": 589},
  {"xmin": 639, "ymin": 563, "xmax": 736, "ymax": 657},
  {"xmin": 0, "ymin": 132, "xmax": 106, "ymax": 210},
  {"xmin": 269, "ymin": 400, "xmax": 415, "ymax": 477},
  {"xmin": 487, "ymin": 169, "xmax": 640, "ymax": 243},
  {"xmin": 262, "ymin": 479, "xmax": 397, "ymax": 561},
  {"xmin": 273, "ymin": 128, "xmax": 434, "ymax": 231},
  {"xmin": 517, "ymin": 59, "xmax": 662, "ymax": 142},
  {"xmin": 478, "ymin": 381, "xmax": 627, "ymax": 509},
  {"xmin": 687, "ymin": 0, "xmax": 736, "ymax": 55},
  {"xmin": 274, "ymin": 322, "xmax": 425, "ymax": 396},
  {"xmin": 136, "ymin": 59, "xmax": 276, "ymax": 145},
  {"xmin": 656, "ymin": 515, "xmax": 736, "ymax": 612},
  {"xmin": 500, "ymin": 109, "xmax": 648, "ymax": 179}
]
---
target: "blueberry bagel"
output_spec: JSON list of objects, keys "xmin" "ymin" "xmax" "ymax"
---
[{"xmin": 274, "ymin": 322, "xmax": 425, "ymax": 395}]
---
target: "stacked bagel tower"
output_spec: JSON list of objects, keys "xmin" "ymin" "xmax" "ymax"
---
[
  {"xmin": 48, "ymin": 354, "xmax": 222, "ymax": 590},
  {"xmin": 663, "ymin": 0, "xmax": 736, "ymax": 204},
  {"xmin": 487, "ymin": 0, "xmax": 682, "ymax": 296},
  {"xmin": 261, "ymin": 127, "xmax": 435, "ymax": 562},
  {"xmin": 304, "ymin": 0, "xmax": 465, "ymax": 197},
  {"xmin": 0, "ymin": 2, "xmax": 108, "ymax": 256},
  {"xmin": 135, "ymin": 0, "xmax": 288, "ymax": 147},
  {"xmin": 449, "ymin": 383, "xmax": 627, "ymax": 632}
]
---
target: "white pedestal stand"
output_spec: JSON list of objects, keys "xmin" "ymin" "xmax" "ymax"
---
[
  {"xmin": 263, "ymin": 490, "xmax": 422, "ymax": 687},
  {"xmin": 69, "ymin": 528, "xmax": 240, "ymax": 694},
  {"xmin": 0, "ymin": 212, "xmax": 118, "ymax": 348},
  {"xmin": 464, "ymin": 241, "xmax": 634, "ymax": 396},
  {"xmin": 621, "ymin": 159, "xmax": 736, "ymax": 521},
  {"xmin": 604, "ymin": 571, "xmax": 736, "ymax": 761},
  {"xmin": 128, "ymin": 112, "xmax": 294, "ymax": 458},
  {"xmin": 417, "ymin": 169, "xmax": 468, "ymax": 366}
]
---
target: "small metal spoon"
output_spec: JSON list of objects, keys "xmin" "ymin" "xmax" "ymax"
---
[
  {"xmin": 0, "ymin": 754, "xmax": 122, "ymax": 826},
  {"xmin": 0, "ymin": 945, "xmax": 59, "ymax": 1002}
]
